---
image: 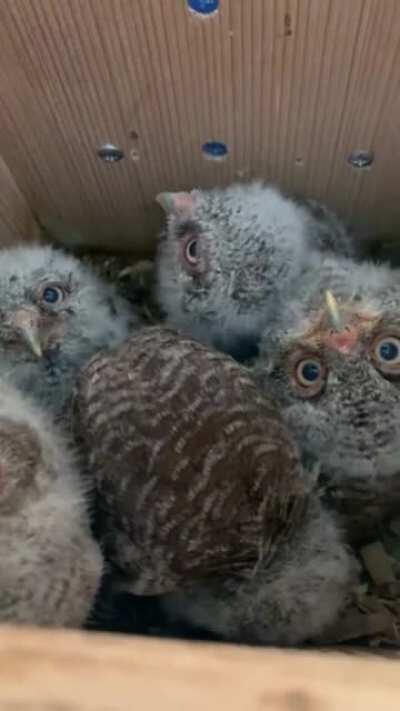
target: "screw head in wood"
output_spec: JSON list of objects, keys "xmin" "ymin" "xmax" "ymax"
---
[
  {"xmin": 202, "ymin": 141, "xmax": 228, "ymax": 160},
  {"xmin": 348, "ymin": 150, "xmax": 374, "ymax": 169},
  {"xmin": 188, "ymin": 0, "xmax": 219, "ymax": 15},
  {"xmin": 97, "ymin": 144, "xmax": 124, "ymax": 163}
]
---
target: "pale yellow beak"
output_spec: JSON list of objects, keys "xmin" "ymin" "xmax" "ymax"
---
[
  {"xmin": 21, "ymin": 324, "xmax": 43, "ymax": 358},
  {"xmin": 11, "ymin": 308, "xmax": 43, "ymax": 359},
  {"xmin": 325, "ymin": 290, "xmax": 343, "ymax": 332}
]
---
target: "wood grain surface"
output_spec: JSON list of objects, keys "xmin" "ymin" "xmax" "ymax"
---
[
  {"xmin": 0, "ymin": 1, "xmax": 399, "ymax": 252},
  {"xmin": 0, "ymin": 156, "xmax": 40, "ymax": 245},
  {"xmin": 0, "ymin": 625, "xmax": 399, "ymax": 711}
]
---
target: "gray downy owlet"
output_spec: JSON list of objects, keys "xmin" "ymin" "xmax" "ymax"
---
[
  {"xmin": 155, "ymin": 181, "xmax": 358, "ymax": 362},
  {"xmin": 0, "ymin": 244, "xmax": 137, "ymax": 625},
  {"xmin": 0, "ymin": 379, "xmax": 103, "ymax": 626},
  {"xmin": 74, "ymin": 326, "xmax": 355, "ymax": 646},
  {"xmin": 0, "ymin": 245, "xmax": 139, "ymax": 419},
  {"xmin": 253, "ymin": 255, "xmax": 400, "ymax": 541}
]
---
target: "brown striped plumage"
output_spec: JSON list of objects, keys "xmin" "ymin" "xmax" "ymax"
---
[
  {"xmin": 74, "ymin": 327, "xmax": 310, "ymax": 596},
  {"xmin": 74, "ymin": 327, "xmax": 355, "ymax": 648}
]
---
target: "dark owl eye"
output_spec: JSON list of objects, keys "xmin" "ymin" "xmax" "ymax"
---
[
  {"xmin": 39, "ymin": 284, "xmax": 65, "ymax": 307},
  {"xmin": 377, "ymin": 339, "xmax": 400, "ymax": 361},
  {"xmin": 297, "ymin": 360, "xmax": 321, "ymax": 384},
  {"xmin": 293, "ymin": 357, "xmax": 326, "ymax": 397},
  {"xmin": 180, "ymin": 231, "xmax": 201, "ymax": 272},
  {"xmin": 183, "ymin": 237, "xmax": 198, "ymax": 266},
  {"xmin": 372, "ymin": 334, "xmax": 400, "ymax": 375}
]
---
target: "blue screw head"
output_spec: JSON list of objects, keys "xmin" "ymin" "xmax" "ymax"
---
[
  {"xmin": 188, "ymin": 0, "xmax": 219, "ymax": 16},
  {"xmin": 202, "ymin": 141, "xmax": 228, "ymax": 159}
]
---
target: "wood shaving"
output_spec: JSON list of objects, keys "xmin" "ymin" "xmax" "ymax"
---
[{"xmin": 316, "ymin": 528, "xmax": 400, "ymax": 648}]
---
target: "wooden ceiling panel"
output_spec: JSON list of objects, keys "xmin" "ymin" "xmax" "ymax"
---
[
  {"xmin": 0, "ymin": 0, "xmax": 399, "ymax": 252},
  {"xmin": 0, "ymin": 156, "xmax": 40, "ymax": 245}
]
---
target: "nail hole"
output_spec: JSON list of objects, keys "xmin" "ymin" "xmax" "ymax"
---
[
  {"xmin": 235, "ymin": 168, "xmax": 248, "ymax": 179},
  {"xmin": 295, "ymin": 157, "xmax": 304, "ymax": 167},
  {"xmin": 97, "ymin": 143, "xmax": 124, "ymax": 163},
  {"xmin": 188, "ymin": 0, "xmax": 219, "ymax": 16},
  {"xmin": 284, "ymin": 13, "xmax": 293, "ymax": 36},
  {"xmin": 130, "ymin": 131, "xmax": 140, "ymax": 161},
  {"xmin": 202, "ymin": 141, "xmax": 228, "ymax": 161},
  {"xmin": 348, "ymin": 150, "xmax": 374, "ymax": 169}
]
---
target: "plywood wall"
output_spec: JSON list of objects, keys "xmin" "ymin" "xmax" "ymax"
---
[
  {"xmin": 0, "ymin": 156, "xmax": 40, "ymax": 246},
  {"xmin": 0, "ymin": 0, "xmax": 399, "ymax": 253}
]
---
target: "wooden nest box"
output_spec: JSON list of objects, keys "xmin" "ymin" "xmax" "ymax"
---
[{"xmin": 1, "ymin": 0, "xmax": 400, "ymax": 707}]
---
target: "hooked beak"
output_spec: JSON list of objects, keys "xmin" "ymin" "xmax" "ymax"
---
[
  {"xmin": 11, "ymin": 308, "xmax": 43, "ymax": 359},
  {"xmin": 22, "ymin": 324, "xmax": 43, "ymax": 358},
  {"xmin": 323, "ymin": 291, "xmax": 359, "ymax": 354},
  {"xmin": 325, "ymin": 290, "xmax": 343, "ymax": 332}
]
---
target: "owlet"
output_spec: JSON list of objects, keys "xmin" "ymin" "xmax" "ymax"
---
[{"xmin": 74, "ymin": 326, "xmax": 354, "ymax": 645}]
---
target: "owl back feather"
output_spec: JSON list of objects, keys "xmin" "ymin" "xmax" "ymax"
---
[{"xmin": 74, "ymin": 326, "xmax": 309, "ymax": 596}]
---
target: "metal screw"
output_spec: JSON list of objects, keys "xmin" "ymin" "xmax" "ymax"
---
[
  {"xmin": 188, "ymin": 0, "xmax": 219, "ymax": 15},
  {"xmin": 348, "ymin": 150, "xmax": 374, "ymax": 169},
  {"xmin": 97, "ymin": 143, "xmax": 124, "ymax": 163},
  {"xmin": 202, "ymin": 141, "xmax": 228, "ymax": 161}
]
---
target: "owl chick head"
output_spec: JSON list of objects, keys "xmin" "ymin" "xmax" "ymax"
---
[
  {"xmin": 155, "ymin": 182, "xmax": 327, "ymax": 361},
  {"xmin": 255, "ymin": 256, "xmax": 400, "ymax": 529},
  {"xmin": 0, "ymin": 246, "xmax": 134, "ymax": 413}
]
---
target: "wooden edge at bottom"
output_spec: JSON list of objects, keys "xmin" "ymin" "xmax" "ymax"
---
[{"xmin": 0, "ymin": 625, "xmax": 399, "ymax": 710}]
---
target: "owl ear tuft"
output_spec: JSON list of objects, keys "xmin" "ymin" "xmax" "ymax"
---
[{"xmin": 156, "ymin": 191, "xmax": 196, "ymax": 218}]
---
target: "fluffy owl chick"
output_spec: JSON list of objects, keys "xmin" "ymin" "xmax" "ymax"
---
[
  {"xmin": 74, "ymin": 327, "xmax": 354, "ymax": 645},
  {"xmin": 0, "ymin": 380, "xmax": 103, "ymax": 626},
  {"xmin": 156, "ymin": 182, "xmax": 357, "ymax": 362},
  {"xmin": 253, "ymin": 255, "xmax": 400, "ymax": 540},
  {"xmin": 0, "ymin": 245, "xmax": 138, "ymax": 417}
]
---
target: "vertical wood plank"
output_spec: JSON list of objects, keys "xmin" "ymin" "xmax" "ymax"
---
[
  {"xmin": 0, "ymin": 157, "xmax": 40, "ymax": 246},
  {"xmin": 0, "ymin": 0, "xmax": 399, "ymax": 251}
]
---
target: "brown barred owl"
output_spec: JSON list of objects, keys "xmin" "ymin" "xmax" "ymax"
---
[{"xmin": 74, "ymin": 327, "xmax": 354, "ymax": 645}]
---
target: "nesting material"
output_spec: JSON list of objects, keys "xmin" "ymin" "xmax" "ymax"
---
[
  {"xmin": 79, "ymin": 252, "xmax": 163, "ymax": 324},
  {"xmin": 316, "ymin": 531, "xmax": 400, "ymax": 647}
]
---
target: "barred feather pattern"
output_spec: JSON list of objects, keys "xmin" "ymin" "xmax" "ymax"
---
[
  {"xmin": 0, "ymin": 380, "xmax": 103, "ymax": 627},
  {"xmin": 74, "ymin": 327, "xmax": 309, "ymax": 596}
]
